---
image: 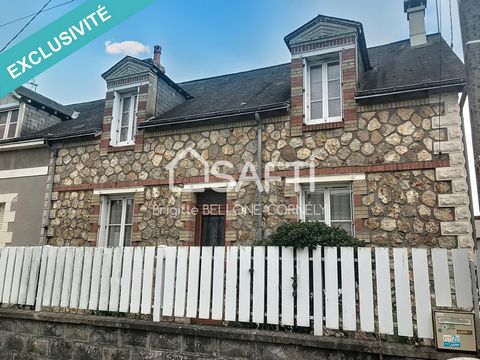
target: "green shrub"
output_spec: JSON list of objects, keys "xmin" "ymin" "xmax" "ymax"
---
[{"xmin": 259, "ymin": 221, "xmax": 364, "ymax": 248}]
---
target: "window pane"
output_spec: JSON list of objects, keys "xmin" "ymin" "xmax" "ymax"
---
[
  {"xmin": 310, "ymin": 65, "xmax": 322, "ymax": 83},
  {"xmin": 107, "ymin": 225, "xmax": 121, "ymax": 247},
  {"xmin": 109, "ymin": 200, "xmax": 123, "ymax": 224},
  {"xmin": 0, "ymin": 125, "xmax": 6, "ymax": 139},
  {"xmin": 328, "ymin": 63, "xmax": 340, "ymax": 79},
  {"xmin": 311, "ymin": 101, "xmax": 323, "ymax": 120},
  {"xmin": 305, "ymin": 191, "xmax": 325, "ymax": 222},
  {"xmin": 330, "ymin": 192, "xmax": 352, "ymax": 220},
  {"xmin": 328, "ymin": 80, "xmax": 341, "ymax": 98},
  {"xmin": 120, "ymin": 127, "xmax": 129, "ymax": 142},
  {"xmin": 121, "ymin": 97, "xmax": 131, "ymax": 127},
  {"xmin": 125, "ymin": 199, "xmax": 133, "ymax": 224},
  {"xmin": 124, "ymin": 225, "xmax": 132, "ymax": 246},
  {"xmin": 201, "ymin": 216, "xmax": 225, "ymax": 246},
  {"xmin": 9, "ymin": 110, "xmax": 19, "ymax": 124},
  {"xmin": 0, "ymin": 112, "xmax": 8, "ymax": 125},
  {"xmin": 328, "ymin": 99, "xmax": 341, "ymax": 118},
  {"xmin": 331, "ymin": 221, "xmax": 352, "ymax": 235},
  {"xmin": 311, "ymin": 81, "xmax": 323, "ymax": 101},
  {"xmin": 7, "ymin": 123, "xmax": 17, "ymax": 138}
]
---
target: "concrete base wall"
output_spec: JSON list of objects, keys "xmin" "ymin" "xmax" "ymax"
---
[{"xmin": 0, "ymin": 310, "xmax": 476, "ymax": 360}]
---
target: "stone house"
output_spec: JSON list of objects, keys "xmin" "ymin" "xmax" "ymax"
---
[
  {"xmin": 4, "ymin": 3, "xmax": 476, "ymax": 249},
  {"xmin": 0, "ymin": 87, "xmax": 78, "ymax": 246}
]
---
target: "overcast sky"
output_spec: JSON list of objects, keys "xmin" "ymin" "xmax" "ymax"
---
[{"xmin": 0, "ymin": 0, "xmax": 478, "ymax": 214}]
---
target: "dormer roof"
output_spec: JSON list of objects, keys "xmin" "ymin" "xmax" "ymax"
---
[
  {"xmin": 284, "ymin": 15, "xmax": 371, "ymax": 71},
  {"xmin": 101, "ymin": 56, "xmax": 192, "ymax": 99}
]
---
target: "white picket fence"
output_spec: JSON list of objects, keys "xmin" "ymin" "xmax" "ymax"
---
[{"xmin": 0, "ymin": 246, "xmax": 476, "ymax": 340}]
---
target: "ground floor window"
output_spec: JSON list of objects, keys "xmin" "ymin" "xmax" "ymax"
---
[
  {"xmin": 195, "ymin": 190, "xmax": 226, "ymax": 246},
  {"xmin": 99, "ymin": 195, "xmax": 134, "ymax": 247},
  {"xmin": 300, "ymin": 184, "xmax": 354, "ymax": 235}
]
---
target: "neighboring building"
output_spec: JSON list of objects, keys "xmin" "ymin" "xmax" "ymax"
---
[
  {"xmin": 0, "ymin": 87, "xmax": 77, "ymax": 246},
  {"xmin": 2, "ymin": 3, "xmax": 476, "ymax": 248}
]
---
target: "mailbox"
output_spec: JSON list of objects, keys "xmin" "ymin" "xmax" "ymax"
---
[{"xmin": 433, "ymin": 309, "xmax": 477, "ymax": 352}]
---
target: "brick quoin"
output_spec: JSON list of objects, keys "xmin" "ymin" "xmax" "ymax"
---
[
  {"xmin": 355, "ymin": 219, "xmax": 364, "ymax": 232},
  {"xmin": 103, "ymin": 107, "xmax": 113, "ymax": 117},
  {"xmin": 353, "ymin": 194, "xmax": 363, "ymax": 207},
  {"xmin": 137, "ymin": 101, "xmax": 147, "ymax": 111},
  {"xmin": 105, "ymin": 91, "xmax": 114, "ymax": 101}
]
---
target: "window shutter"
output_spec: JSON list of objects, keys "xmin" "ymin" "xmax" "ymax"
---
[{"xmin": 109, "ymin": 92, "xmax": 120, "ymax": 147}]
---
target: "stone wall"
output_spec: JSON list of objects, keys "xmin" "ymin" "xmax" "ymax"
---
[
  {"xmin": 363, "ymin": 170, "xmax": 456, "ymax": 248},
  {"xmin": 0, "ymin": 309, "xmax": 469, "ymax": 360},
  {"xmin": 47, "ymin": 92, "xmax": 474, "ymax": 248}
]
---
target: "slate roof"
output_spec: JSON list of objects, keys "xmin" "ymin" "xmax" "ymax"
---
[
  {"xmin": 15, "ymin": 86, "xmax": 78, "ymax": 119},
  {"xmin": 33, "ymin": 99, "xmax": 105, "ymax": 139},
  {"xmin": 358, "ymin": 34, "xmax": 466, "ymax": 96},
  {"xmin": 9, "ymin": 33, "xmax": 465, "ymax": 140},
  {"xmin": 143, "ymin": 63, "xmax": 292, "ymax": 127}
]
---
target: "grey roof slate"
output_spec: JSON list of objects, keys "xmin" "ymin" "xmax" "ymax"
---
[
  {"xmin": 33, "ymin": 99, "xmax": 105, "ymax": 139},
  {"xmin": 153, "ymin": 63, "xmax": 292, "ymax": 123},
  {"xmin": 359, "ymin": 34, "xmax": 466, "ymax": 95},
  {"xmin": 15, "ymin": 86, "xmax": 78, "ymax": 118}
]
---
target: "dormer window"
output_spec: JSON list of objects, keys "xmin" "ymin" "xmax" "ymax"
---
[
  {"xmin": 111, "ymin": 89, "xmax": 138, "ymax": 146},
  {"xmin": 0, "ymin": 108, "xmax": 19, "ymax": 140},
  {"xmin": 304, "ymin": 58, "xmax": 342, "ymax": 125}
]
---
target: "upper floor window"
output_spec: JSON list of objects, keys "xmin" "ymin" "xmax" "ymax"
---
[
  {"xmin": 305, "ymin": 59, "xmax": 342, "ymax": 125},
  {"xmin": 111, "ymin": 90, "xmax": 138, "ymax": 147},
  {"xmin": 0, "ymin": 108, "xmax": 19, "ymax": 140},
  {"xmin": 299, "ymin": 184, "xmax": 353, "ymax": 235}
]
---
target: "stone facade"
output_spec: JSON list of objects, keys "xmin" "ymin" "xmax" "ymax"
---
[{"xmin": 47, "ymin": 91, "xmax": 474, "ymax": 248}]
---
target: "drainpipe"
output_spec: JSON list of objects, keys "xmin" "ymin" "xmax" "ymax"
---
[
  {"xmin": 255, "ymin": 112, "xmax": 263, "ymax": 243},
  {"xmin": 459, "ymin": 92, "xmax": 478, "ymax": 249},
  {"xmin": 41, "ymin": 148, "xmax": 58, "ymax": 245}
]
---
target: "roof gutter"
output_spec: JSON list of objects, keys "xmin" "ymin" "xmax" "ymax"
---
[
  {"xmin": 0, "ymin": 139, "xmax": 46, "ymax": 152},
  {"xmin": 139, "ymin": 102, "xmax": 289, "ymax": 130},
  {"xmin": 355, "ymin": 79, "xmax": 466, "ymax": 100},
  {"xmin": 45, "ymin": 130, "xmax": 102, "ymax": 141}
]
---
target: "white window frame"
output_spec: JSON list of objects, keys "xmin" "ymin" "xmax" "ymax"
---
[
  {"xmin": 0, "ymin": 107, "xmax": 20, "ymax": 140},
  {"xmin": 299, "ymin": 183, "xmax": 354, "ymax": 235},
  {"xmin": 304, "ymin": 56, "xmax": 343, "ymax": 125},
  {"xmin": 98, "ymin": 194, "xmax": 134, "ymax": 248},
  {"xmin": 110, "ymin": 89, "xmax": 139, "ymax": 147}
]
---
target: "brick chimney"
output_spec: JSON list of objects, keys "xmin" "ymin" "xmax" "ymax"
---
[
  {"xmin": 404, "ymin": 0, "xmax": 427, "ymax": 46},
  {"xmin": 153, "ymin": 45, "xmax": 165, "ymax": 73}
]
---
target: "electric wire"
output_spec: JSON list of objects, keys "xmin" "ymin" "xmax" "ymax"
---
[
  {"xmin": 0, "ymin": 0, "xmax": 54, "ymax": 53},
  {"xmin": 0, "ymin": 0, "xmax": 75, "ymax": 28}
]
